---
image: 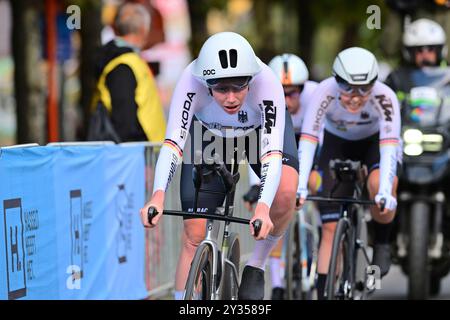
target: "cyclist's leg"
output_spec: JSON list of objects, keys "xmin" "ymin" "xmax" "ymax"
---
[
  {"xmin": 240, "ymin": 163, "xmax": 297, "ymax": 299},
  {"xmin": 271, "ymin": 164, "xmax": 298, "ymax": 234},
  {"xmin": 307, "ymin": 168, "xmax": 323, "ymax": 244},
  {"xmin": 245, "ymin": 113, "xmax": 298, "ymax": 270},
  {"xmin": 239, "ymin": 109, "xmax": 298, "ymax": 300},
  {"xmin": 308, "ymin": 133, "xmax": 323, "ymax": 196},
  {"xmin": 175, "ymin": 218, "xmax": 207, "ymax": 299},
  {"xmin": 240, "ymin": 162, "xmax": 297, "ymax": 300},
  {"xmin": 245, "ymin": 109, "xmax": 298, "ymax": 264},
  {"xmin": 308, "ymin": 170, "xmax": 322, "ymax": 195},
  {"xmin": 269, "ymin": 235, "xmax": 285, "ymax": 299},
  {"xmin": 307, "ymin": 150, "xmax": 323, "ymax": 249}
]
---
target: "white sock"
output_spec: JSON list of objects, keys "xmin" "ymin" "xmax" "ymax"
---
[
  {"xmin": 247, "ymin": 234, "xmax": 282, "ymax": 271},
  {"xmin": 270, "ymin": 257, "xmax": 284, "ymax": 288},
  {"xmin": 174, "ymin": 290, "xmax": 184, "ymax": 300}
]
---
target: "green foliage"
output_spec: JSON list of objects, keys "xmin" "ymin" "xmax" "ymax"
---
[
  {"xmin": 310, "ymin": 0, "xmax": 386, "ymax": 27},
  {"xmin": 307, "ymin": 0, "xmax": 392, "ymax": 78},
  {"xmin": 64, "ymin": 0, "xmax": 102, "ymax": 10}
]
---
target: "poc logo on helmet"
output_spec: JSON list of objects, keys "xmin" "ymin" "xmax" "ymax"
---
[{"xmin": 203, "ymin": 69, "xmax": 216, "ymax": 76}]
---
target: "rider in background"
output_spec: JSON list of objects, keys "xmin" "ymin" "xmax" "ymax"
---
[
  {"xmin": 385, "ymin": 18, "xmax": 448, "ymax": 101},
  {"xmin": 243, "ymin": 53, "xmax": 321, "ymax": 299},
  {"xmin": 297, "ymin": 47, "xmax": 402, "ymax": 299},
  {"xmin": 140, "ymin": 32, "xmax": 299, "ymax": 300}
]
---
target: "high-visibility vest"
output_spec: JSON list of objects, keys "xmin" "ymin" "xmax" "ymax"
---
[{"xmin": 93, "ymin": 52, "xmax": 166, "ymax": 142}]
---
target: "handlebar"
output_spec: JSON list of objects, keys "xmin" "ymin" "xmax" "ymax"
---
[
  {"xmin": 147, "ymin": 207, "xmax": 263, "ymax": 237},
  {"xmin": 306, "ymin": 195, "xmax": 386, "ymax": 211}
]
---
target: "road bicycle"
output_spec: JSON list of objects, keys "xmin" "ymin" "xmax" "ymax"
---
[
  {"xmin": 284, "ymin": 201, "xmax": 320, "ymax": 300},
  {"xmin": 306, "ymin": 159, "xmax": 385, "ymax": 300},
  {"xmin": 148, "ymin": 154, "xmax": 261, "ymax": 300}
]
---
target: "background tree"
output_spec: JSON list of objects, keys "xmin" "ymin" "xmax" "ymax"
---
[
  {"xmin": 71, "ymin": 0, "xmax": 102, "ymax": 140},
  {"xmin": 11, "ymin": 0, "xmax": 46, "ymax": 144},
  {"xmin": 187, "ymin": 0, "xmax": 227, "ymax": 57}
]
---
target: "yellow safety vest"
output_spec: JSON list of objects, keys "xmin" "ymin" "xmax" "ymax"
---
[{"xmin": 93, "ymin": 52, "xmax": 166, "ymax": 142}]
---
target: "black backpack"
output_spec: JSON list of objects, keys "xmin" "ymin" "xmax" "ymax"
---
[{"xmin": 87, "ymin": 102, "xmax": 122, "ymax": 143}]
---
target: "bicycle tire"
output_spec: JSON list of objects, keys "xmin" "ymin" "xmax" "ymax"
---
[
  {"xmin": 221, "ymin": 232, "xmax": 240, "ymax": 300},
  {"xmin": 326, "ymin": 218, "xmax": 353, "ymax": 300},
  {"xmin": 354, "ymin": 207, "xmax": 372, "ymax": 300},
  {"xmin": 285, "ymin": 214, "xmax": 304, "ymax": 300},
  {"xmin": 184, "ymin": 243, "xmax": 214, "ymax": 300},
  {"xmin": 408, "ymin": 201, "xmax": 430, "ymax": 300}
]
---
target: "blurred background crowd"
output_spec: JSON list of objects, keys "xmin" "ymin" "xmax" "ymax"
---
[{"xmin": 0, "ymin": 0, "xmax": 449, "ymax": 146}]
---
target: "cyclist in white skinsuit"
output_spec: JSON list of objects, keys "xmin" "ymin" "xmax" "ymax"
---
[
  {"xmin": 296, "ymin": 47, "xmax": 401, "ymax": 299},
  {"xmin": 243, "ymin": 53, "xmax": 321, "ymax": 300},
  {"xmin": 140, "ymin": 32, "xmax": 299, "ymax": 300}
]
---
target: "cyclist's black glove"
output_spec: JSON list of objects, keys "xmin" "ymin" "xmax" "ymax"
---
[{"xmin": 243, "ymin": 184, "xmax": 260, "ymax": 205}]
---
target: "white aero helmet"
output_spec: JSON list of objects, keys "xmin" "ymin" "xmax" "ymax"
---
[
  {"xmin": 268, "ymin": 54, "xmax": 309, "ymax": 86},
  {"xmin": 402, "ymin": 18, "xmax": 447, "ymax": 63},
  {"xmin": 332, "ymin": 47, "xmax": 378, "ymax": 86},
  {"xmin": 192, "ymin": 32, "xmax": 262, "ymax": 83}
]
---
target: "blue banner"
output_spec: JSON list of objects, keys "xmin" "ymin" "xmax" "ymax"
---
[{"xmin": 0, "ymin": 145, "xmax": 147, "ymax": 300}]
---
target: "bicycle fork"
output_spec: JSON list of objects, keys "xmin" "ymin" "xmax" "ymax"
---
[
  {"xmin": 202, "ymin": 218, "xmax": 221, "ymax": 300},
  {"xmin": 202, "ymin": 210, "xmax": 240, "ymax": 300},
  {"xmin": 221, "ymin": 220, "xmax": 240, "ymax": 300}
]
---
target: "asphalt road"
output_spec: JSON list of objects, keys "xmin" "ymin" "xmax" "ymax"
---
[
  {"xmin": 262, "ymin": 250, "xmax": 450, "ymax": 300},
  {"xmin": 370, "ymin": 265, "xmax": 450, "ymax": 300},
  {"xmin": 158, "ymin": 263, "xmax": 450, "ymax": 300},
  {"xmin": 262, "ymin": 265, "xmax": 450, "ymax": 300}
]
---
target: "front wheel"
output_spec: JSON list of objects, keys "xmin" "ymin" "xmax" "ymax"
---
[
  {"xmin": 221, "ymin": 233, "xmax": 240, "ymax": 300},
  {"xmin": 184, "ymin": 243, "xmax": 214, "ymax": 300},
  {"xmin": 408, "ymin": 201, "xmax": 430, "ymax": 300},
  {"xmin": 326, "ymin": 218, "xmax": 353, "ymax": 300},
  {"xmin": 285, "ymin": 214, "xmax": 303, "ymax": 300}
]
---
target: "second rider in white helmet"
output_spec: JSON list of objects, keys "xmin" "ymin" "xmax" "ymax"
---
[{"xmin": 297, "ymin": 47, "xmax": 402, "ymax": 299}]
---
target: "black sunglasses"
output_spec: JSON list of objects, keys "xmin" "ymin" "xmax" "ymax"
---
[
  {"xmin": 411, "ymin": 45, "xmax": 440, "ymax": 53},
  {"xmin": 207, "ymin": 76, "xmax": 251, "ymax": 93}
]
